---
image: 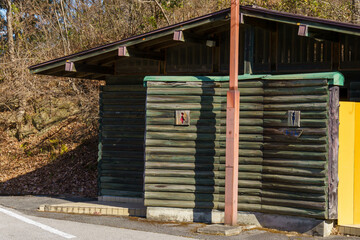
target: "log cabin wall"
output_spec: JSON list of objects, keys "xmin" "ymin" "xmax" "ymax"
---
[
  {"xmin": 144, "ymin": 75, "xmax": 334, "ymax": 220},
  {"xmin": 262, "ymin": 78, "xmax": 329, "ymax": 219},
  {"xmin": 98, "ymin": 76, "xmax": 146, "ymax": 198}
]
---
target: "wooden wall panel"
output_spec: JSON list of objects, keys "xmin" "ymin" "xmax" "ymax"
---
[
  {"xmin": 144, "ymin": 76, "xmax": 331, "ymax": 220},
  {"xmin": 144, "ymin": 79, "xmax": 264, "ymax": 212},
  {"xmin": 98, "ymin": 76, "xmax": 146, "ymax": 198}
]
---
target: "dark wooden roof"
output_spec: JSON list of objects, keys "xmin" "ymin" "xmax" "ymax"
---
[{"xmin": 29, "ymin": 5, "xmax": 360, "ymax": 79}]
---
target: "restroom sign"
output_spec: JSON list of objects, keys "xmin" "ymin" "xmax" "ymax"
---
[
  {"xmin": 175, "ymin": 110, "xmax": 190, "ymax": 126},
  {"xmin": 288, "ymin": 110, "xmax": 301, "ymax": 127}
]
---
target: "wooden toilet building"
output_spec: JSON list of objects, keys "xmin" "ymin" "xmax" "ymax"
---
[{"xmin": 29, "ymin": 5, "xmax": 360, "ymax": 236}]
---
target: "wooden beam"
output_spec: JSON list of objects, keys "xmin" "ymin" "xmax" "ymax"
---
[
  {"xmin": 118, "ymin": 46, "xmax": 164, "ymax": 61},
  {"xmin": 65, "ymin": 61, "xmax": 114, "ymax": 75},
  {"xmin": 225, "ymin": 0, "xmax": 240, "ymax": 226},
  {"xmin": 328, "ymin": 86, "xmax": 339, "ymax": 220},
  {"xmin": 298, "ymin": 24, "xmax": 309, "ymax": 37},
  {"xmin": 173, "ymin": 30, "xmax": 216, "ymax": 47}
]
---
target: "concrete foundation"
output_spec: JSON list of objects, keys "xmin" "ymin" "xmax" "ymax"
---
[{"xmin": 146, "ymin": 207, "xmax": 334, "ymax": 237}]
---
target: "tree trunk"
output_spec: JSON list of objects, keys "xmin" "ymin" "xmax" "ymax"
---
[
  {"xmin": 353, "ymin": 0, "xmax": 360, "ymax": 24},
  {"xmin": 6, "ymin": 0, "xmax": 15, "ymax": 63}
]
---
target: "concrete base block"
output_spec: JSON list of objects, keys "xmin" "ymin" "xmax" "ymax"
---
[
  {"xmin": 146, "ymin": 207, "xmax": 334, "ymax": 237},
  {"xmin": 197, "ymin": 224, "xmax": 243, "ymax": 236}
]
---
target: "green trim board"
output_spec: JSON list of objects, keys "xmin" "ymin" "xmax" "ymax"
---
[{"xmin": 144, "ymin": 72, "xmax": 344, "ymax": 86}]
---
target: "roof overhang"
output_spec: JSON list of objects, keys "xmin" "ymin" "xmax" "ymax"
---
[{"xmin": 28, "ymin": 5, "xmax": 360, "ymax": 80}]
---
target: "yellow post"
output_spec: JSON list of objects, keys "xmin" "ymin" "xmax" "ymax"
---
[
  {"xmin": 354, "ymin": 103, "xmax": 360, "ymax": 224},
  {"xmin": 338, "ymin": 102, "xmax": 356, "ymax": 225}
]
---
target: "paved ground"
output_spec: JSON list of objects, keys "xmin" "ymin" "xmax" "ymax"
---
[{"xmin": 0, "ymin": 195, "xmax": 359, "ymax": 240}]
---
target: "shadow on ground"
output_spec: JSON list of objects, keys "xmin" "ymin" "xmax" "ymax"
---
[{"xmin": 0, "ymin": 136, "xmax": 98, "ymax": 198}]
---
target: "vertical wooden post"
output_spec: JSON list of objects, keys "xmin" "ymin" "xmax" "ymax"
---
[
  {"xmin": 225, "ymin": 0, "xmax": 240, "ymax": 226},
  {"xmin": 328, "ymin": 86, "xmax": 339, "ymax": 219}
]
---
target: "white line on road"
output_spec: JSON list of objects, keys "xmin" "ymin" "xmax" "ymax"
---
[{"xmin": 0, "ymin": 207, "xmax": 76, "ymax": 239}]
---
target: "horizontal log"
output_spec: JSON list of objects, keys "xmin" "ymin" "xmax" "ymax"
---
[
  {"xmin": 262, "ymin": 159, "xmax": 326, "ymax": 169},
  {"xmin": 101, "ymin": 99, "xmax": 146, "ymax": 105},
  {"xmin": 146, "ymin": 81, "xmax": 223, "ymax": 88},
  {"xmin": 264, "ymin": 128, "xmax": 327, "ymax": 136},
  {"xmin": 262, "ymin": 174, "xmax": 325, "ymax": 185},
  {"xmin": 264, "ymin": 86, "xmax": 328, "ymax": 96},
  {"xmin": 146, "ymin": 117, "xmax": 263, "ymax": 126},
  {"xmin": 261, "ymin": 197, "xmax": 325, "ymax": 210},
  {"xmin": 101, "ymin": 139, "xmax": 144, "ymax": 145},
  {"xmin": 100, "ymin": 189, "xmax": 143, "ymax": 198},
  {"xmin": 263, "ymin": 111, "xmax": 328, "ymax": 119},
  {"xmin": 144, "ymin": 184, "xmax": 223, "ymax": 193},
  {"xmin": 146, "ymin": 80, "xmax": 264, "ymax": 88},
  {"xmin": 146, "ymin": 125, "xmax": 264, "ymax": 134},
  {"xmin": 144, "ymin": 190, "xmax": 326, "ymax": 204},
  {"xmin": 146, "ymin": 132, "xmax": 263, "ymax": 142},
  {"xmin": 146, "ymin": 110, "xmax": 264, "ymax": 118},
  {"xmin": 145, "ymin": 147, "xmax": 263, "ymax": 157},
  {"xmin": 100, "ymin": 170, "xmax": 143, "ymax": 178},
  {"xmin": 145, "ymin": 162, "xmax": 263, "ymax": 173},
  {"xmin": 259, "ymin": 204, "xmax": 325, "ymax": 219},
  {"xmin": 100, "ymin": 176, "xmax": 143, "ymax": 183},
  {"xmin": 263, "ymin": 143, "xmax": 327, "ymax": 152},
  {"xmin": 100, "ymin": 111, "xmax": 145, "ymax": 118},
  {"xmin": 101, "ymin": 119, "xmax": 145, "ymax": 126},
  {"xmin": 102, "ymin": 105, "xmax": 146, "ymax": 111},
  {"xmin": 147, "ymin": 88, "xmax": 264, "ymax": 96},
  {"xmin": 102, "ymin": 132, "xmax": 145, "ymax": 138},
  {"xmin": 145, "ymin": 199, "xmax": 218, "ymax": 209},
  {"xmin": 102, "ymin": 85, "xmax": 145, "ymax": 92},
  {"xmin": 262, "ymin": 182, "xmax": 325, "ymax": 194},
  {"xmin": 263, "ymin": 135, "xmax": 327, "ymax": 144},
  {"xmin": 264, "ymin": 95, "xmax": 328, "ymax": 103},
  {"xmin": 147, "ymin": 95, "xmax": 264, "ymax": 104},
  {"xmin": 101, "ymin": 92, "xmax": 146, "ymax": 99},
  {"xmin": 101, "ymin": 151, "xmax": 144, "ymax": 158},
  {"xmin": 263, "ymin": 119, "xmax": 327, "ymax": 128},
  {"xmin": 264, "ymin": 79, "xmax": 327, "ymax": 88},
  {"xmin": 101, "ymin": 183, "xmax": 143, "ymax": 190},
  {"xmin": 262, "ymin": 166, "xmax": 325, "ymax": 177},
  {"xmin": 263, "ymin": 150, "xmax": 327, "ymax": 160},
  {"xmin": 145, "ymin": 154, "xmax": 262, "ymax": 164},
  {"xmin": 145, "ymin": 139, "xmax": 263, "ymax": 150},
  {"xmin": 263, "ymin": 103, "xmax": 328, "ymax": 111},
  {"xmin": 144, "ymin": 169, "xmax": 263, "ymax": 179},
  {"xmin": 146, "ymin": 103, "xmax": 263, "ymax": 111},
  {"xmin": 101, "ymin": 163, "xmax": 144, "ymax": 170},
  {"xmin": 102, "ymin": 125, "xmax": 145, "ymax": 131},
  {"xmin": 260, "ymin": 189, "xmax": 325, "ymax": 202}
]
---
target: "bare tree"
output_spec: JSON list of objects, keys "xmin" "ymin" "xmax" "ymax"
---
[{"xmin": 353, "ymin": 0, "xmax": 360, "ymax": 24}]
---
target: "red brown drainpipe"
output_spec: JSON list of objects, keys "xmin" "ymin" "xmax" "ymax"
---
[{"xmin": 224, "ymin": 0, "xmax": 240, "ymax": 226}]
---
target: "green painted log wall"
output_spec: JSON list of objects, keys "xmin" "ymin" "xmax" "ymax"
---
[
  {"xmin": 98, "ymin": 76, "xmax": 146, "ymax": 198},
  {"xmin": 144, "ymin": 77, "xmax": 330, "ymax": 219}
]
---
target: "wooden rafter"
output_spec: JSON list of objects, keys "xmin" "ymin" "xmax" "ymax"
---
[
  {"xmin": 65, "ymin": 61, "xmax": 114, "ymax": 75},
  {"xmin": 173, "ymin": 30, "xmax": 216, "ymax": 47},
  {"xmin": 118, "ymin": 46, "xmax": 164, "ymax": 61}
]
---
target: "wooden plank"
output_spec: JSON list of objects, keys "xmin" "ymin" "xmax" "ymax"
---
[
  {"xmin": 328, "ymin": 86, "xmax": 339, "ymax": 219},
  {"xmin": 264, "ymin": 86, "xmax": 328, "ymax": 96}
]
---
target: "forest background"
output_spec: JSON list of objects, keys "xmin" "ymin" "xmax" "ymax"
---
[{"xmin": 0, "ymin": 0, "xmax": 358, "ymax": 197}]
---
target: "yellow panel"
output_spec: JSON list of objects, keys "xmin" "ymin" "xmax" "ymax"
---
[
  {"xmin": 354, "ymin": 103, "xmax": 360, "ymax": 224},
  {"xmin": 338, "ymin": 102, "xmax": 355, "ymax": 225}
]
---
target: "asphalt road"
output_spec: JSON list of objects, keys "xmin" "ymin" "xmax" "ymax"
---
[
  {"xmin": 0, "ymin": 205, "xmax": 193, "ymax": 240},
  {"xmin": 0, "ymin": 196, "xmax": 359, "ymax": 240}
]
